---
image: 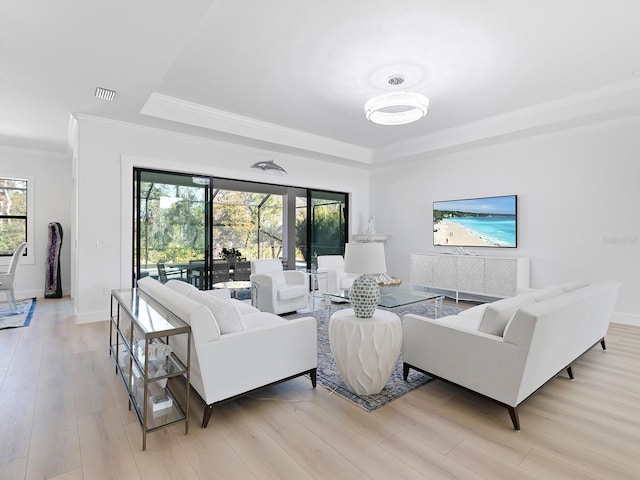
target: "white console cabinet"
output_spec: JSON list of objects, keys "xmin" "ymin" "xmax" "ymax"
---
[{"xmin": 410, "ymin": 253, "xmax": 530, "ymax": 301}]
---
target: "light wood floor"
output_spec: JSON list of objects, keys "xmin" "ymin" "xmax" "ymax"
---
[{"xmin": 1, "ymin": 297, "xmax": 639, "ymax": 479}]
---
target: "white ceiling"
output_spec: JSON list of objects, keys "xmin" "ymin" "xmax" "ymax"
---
[{"xmin": 2, "ymin": 0, "xmax": 640, "ymax": 164}]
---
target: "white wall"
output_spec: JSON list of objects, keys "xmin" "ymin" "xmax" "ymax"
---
[
  {"xmin": 0, "ymin": 146, "xmax": 72, "ymax": 299},
  {"xmin": 73, "ymin": 116, "xmax": 370, "ymax": 323},
  {"xmin": 371, "ymin": 116, "xmax": 640, "ymax": 325}
]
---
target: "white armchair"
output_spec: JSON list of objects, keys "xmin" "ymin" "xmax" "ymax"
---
[
  {"xmin": 0, "ymin": 242, "xmax": 28, "ymax": 311},
  {"xmin": 316, "ymin": 255, "xmax": 358, "ymax": 293},
  {"xmin": 250, "ymin": 259, "xmax": 308, "ymax": 314}
]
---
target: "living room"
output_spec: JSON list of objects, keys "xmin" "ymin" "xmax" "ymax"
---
[{"xmin": 1, "ymin": 1, "xmax": 640, "ymax": 478}]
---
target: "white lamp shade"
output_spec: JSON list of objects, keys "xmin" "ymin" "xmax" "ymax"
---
[{"xmin": 343, "ymin": 242, "xmax": 387, "ymax": 275}]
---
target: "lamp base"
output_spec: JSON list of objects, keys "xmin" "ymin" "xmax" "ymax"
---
[{"xmin": 350, "ymin": 274, "xmax": 380, "ymax": 318}]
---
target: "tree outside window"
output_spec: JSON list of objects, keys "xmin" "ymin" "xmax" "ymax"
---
[{"xmin": 0, "ymin": 178, "xmax": 27, "ymax": 256}]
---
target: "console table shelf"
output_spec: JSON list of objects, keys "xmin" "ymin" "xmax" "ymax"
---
[{"xmin": 109, "ymin": 288, "xmax": 191, "ymax": 450}]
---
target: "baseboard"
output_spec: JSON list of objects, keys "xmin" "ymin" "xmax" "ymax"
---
[
  {"xmin": 16, "ymin": 288, "xmax": 71, "ymax": 300},
  {"xmin": 611, "ymin": 311, "xmax": 640, "ymax": 327},
  {"xmin": 75, "ymin": 309, "xmax": 109, "ymax": 324}
]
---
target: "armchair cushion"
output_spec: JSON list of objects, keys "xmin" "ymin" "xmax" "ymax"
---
[
  {"xmin": 277, "ymin": 284, "xmax": 308, "ymax": 301},
  {"xmin": 251, "ymin": 258, "xmax": 283, "ymax": 275},
  {"xmin": 272, "ymin": 271, "xmax": 287, "ymax": 286}
]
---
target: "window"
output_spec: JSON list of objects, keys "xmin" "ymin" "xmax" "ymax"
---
[{"xmin": 0, "ymin": 177, "xmax": 28, "ymax": 256}]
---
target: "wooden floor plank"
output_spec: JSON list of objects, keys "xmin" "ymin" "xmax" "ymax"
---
[{"xmin": 1, "ymin": 296, "xmax": 640, "ymax": 479}]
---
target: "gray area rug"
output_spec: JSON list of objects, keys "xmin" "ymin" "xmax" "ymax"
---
[{"xmin": 285, "ymin": 301, "xmax": 463, "ymax": 412}]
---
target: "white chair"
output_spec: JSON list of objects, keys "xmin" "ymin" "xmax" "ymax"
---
[
  {"xmin": 316, "ymin": 255, "xmax": 358, "ymax": 293},
  {"xmin": 250, "ymin": 259, "xmax": 308, "ymax": 314},
  {"xmin": 0, "ymin": 242, "xmax": 28, "ymax": 311}
]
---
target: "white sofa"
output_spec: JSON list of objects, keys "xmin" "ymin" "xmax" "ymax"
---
[
  {"xmin": 137, "ymin": 276, "xmax": 317, "ymax": 428},
  {"xmin": 402, "ymin": 279, "xmax": 620, "ymax": 430}
]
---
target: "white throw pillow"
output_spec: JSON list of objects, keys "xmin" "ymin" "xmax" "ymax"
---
[
  {"xmin": 479, "ymin": 294, "xmax": 535, "ymax": 337},
  {"xmin": 188, "ymin": 291, "xmax": 244, "ymax": 334}
]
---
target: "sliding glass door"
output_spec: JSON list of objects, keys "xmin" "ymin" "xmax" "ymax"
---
[
  {"xmin": 134, "ymin": 170, "xmax": 210, "ymax": 287},
  {"xmin": 308, "ymin": 190, "xmax": 348, "ymax": 268},
  {"xmin": 133, "ymin": 168, "xmax": 348, "ymax": 287}
]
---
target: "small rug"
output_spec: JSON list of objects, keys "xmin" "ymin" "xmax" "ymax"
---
[
  {"xmin": 0, "ymin": 298, "xmax": 36, "ymax": 329},
  {"xmin": 285, "ymin": 301, "xmax": 462, "ymax": 412}
]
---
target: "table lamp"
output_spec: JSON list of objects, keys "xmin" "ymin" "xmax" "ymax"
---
[{"xmin": 343, "ymin": 242, "xmax": 387, "ymax": 318}]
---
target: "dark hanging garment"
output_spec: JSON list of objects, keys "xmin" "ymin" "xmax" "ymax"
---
[{"xmin": 45, "ymin": 222, "xmax": 63, "ymax": 298}]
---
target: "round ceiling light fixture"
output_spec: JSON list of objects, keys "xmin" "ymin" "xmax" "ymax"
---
[{"xmin": 364, "ymin": 90, "xmax": 430, "ymax": 126}]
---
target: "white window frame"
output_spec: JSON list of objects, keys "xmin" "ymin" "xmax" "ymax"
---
[{"xmin": 0, "ymin": 175, "xmax": 35, "ymax": 266}]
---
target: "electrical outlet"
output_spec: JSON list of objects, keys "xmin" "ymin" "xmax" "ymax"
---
[
  {"xmin": 96, "ymin": 240, "xmax": 110, "ymax": 248},
  {"xmin": 103, "ymin": 287, "xmax": 111, "ymax": 295}
]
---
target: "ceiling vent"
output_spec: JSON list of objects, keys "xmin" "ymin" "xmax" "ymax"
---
[{"xmin": 94, "ymin": 87, "xmax": 117, "ymax": 101}]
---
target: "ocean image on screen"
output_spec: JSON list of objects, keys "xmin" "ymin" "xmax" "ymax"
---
[{"xmin": 433, "ymin": 195, "xmax": 517, "ymax": 248}]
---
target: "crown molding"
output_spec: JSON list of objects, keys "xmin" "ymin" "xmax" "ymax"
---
[
  {"xmin": 373, "ymin": 78, "xmax": 640, "ymax": 163},
  {"xmin": 70, "ymin": 113, "xmax": 371, "ymax": 170},
  {"xmin": 141, "ymin": 93, "xmax": 372, "ymax": 164},
  {"xmin": 75, "ymin": 78, "xmax": 640, "ymax": 168}
]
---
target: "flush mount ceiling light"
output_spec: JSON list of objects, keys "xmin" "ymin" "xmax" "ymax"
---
[
  {"xmin": 250, "ymin": 160, "xmax": 287, "ymax": 175},
  {"xmin": 364, "ymin": 91, "xmax": 430, "ymax": 126}
]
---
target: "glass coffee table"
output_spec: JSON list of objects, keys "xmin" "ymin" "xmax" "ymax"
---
[
  {"xmin": 212, "ymin": 280, "xmax": 252, "ymax": 300},
  {"xmin": 324, "ymin": 288, "xmax": 444, "ymax": 318}
]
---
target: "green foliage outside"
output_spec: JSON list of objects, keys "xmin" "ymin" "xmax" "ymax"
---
[
  {"xmin": 139, "ymin": 185, "xmax": 288, "ymax": 268},
  {"xmin": 137, "ymin": 179, "xmax": 346, "ymax": 273},
  {"xmin": 0, "ymin": 179, "xmax": 27, "ymax": 255},
  {"xmin": 296, "ymin": 201, "xmax": 345, "ymax": 265}
]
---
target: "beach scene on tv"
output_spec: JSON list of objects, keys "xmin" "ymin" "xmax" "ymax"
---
[{"xmin": 433, "ymin": 195, "xmax": 517, "ymax": 248}]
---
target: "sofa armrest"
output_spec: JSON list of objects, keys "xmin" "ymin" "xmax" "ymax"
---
[
  {"xmin": 193, "ymin": 316, "xmax": 318, "ymax": 404},
  {"xmin": 402, "ymin": 314, "xmax": 528, "ymax": 406}
]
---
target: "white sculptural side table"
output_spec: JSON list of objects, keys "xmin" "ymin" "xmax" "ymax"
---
[{"xmin": 328, "ymin": 308, "xmax": 402, "ymax": 395}]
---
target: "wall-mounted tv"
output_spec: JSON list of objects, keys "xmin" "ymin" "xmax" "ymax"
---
[{"xmin": 433, "ymin": 195, "xmax": 517, "ymax": 248}]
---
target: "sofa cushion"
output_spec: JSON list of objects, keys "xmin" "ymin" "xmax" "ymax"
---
[
  {"xmin": 560, "ymin": 280, "xmax": 589, "ymax": 292},
  {"xmin": 446, "ymin": 313, "xmax": 485, "ymax": 331},
  {"xmin": 458, "ymin": 303, "xmax": 489, "ymax": 318},
  {"xmin": 531, "ymin": 285, "xmax": 564, "ymax": 302},
  {"xmin": 479, "ymin": 294, "xmax": 535, "ymax": 337},
  {"xmin": 165, "ymin": 279, "xmax": 198, "ymax": 295},
  {"xmin": 204, "ymin": 288, "xmax": 232, "ymax": 299},
  {"xmin": 137, "ymin": 276, "xmax": 165, "ymax": 296},
  {"xmin": 189, "ymin": 291, "xmax": 244, "ymax": 334},
  {"xmin": 137, "ymin": 277, "xmax": 221, "ymax": 342},
  {"xmin": 277, "ymin": 284, "xmax": 308, "ymax": 301},
  {"xmin": 227, "ymin": 298, "xmax": 260, "ymax": 315}
]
